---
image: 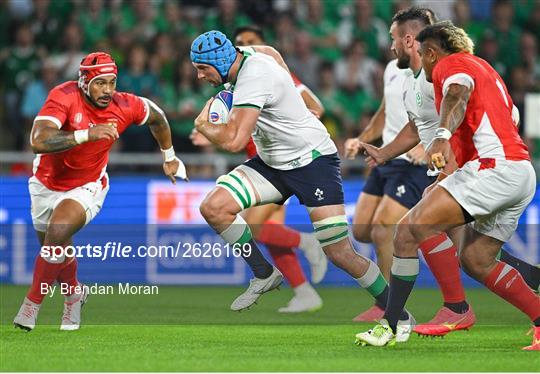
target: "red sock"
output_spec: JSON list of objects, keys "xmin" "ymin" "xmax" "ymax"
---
[
  {"xmin": 267, "ymin": 245, "xmax": 306, "ymax": 288},
  {"xmin": 26, "ymin": 255, "xmax": 64, "ymax": 304},
  {"xmin": 257, "ymin": 220, "xmax": 301, "ymax": 249},
  {"xmin": 56, "ymin": 257, "xmax": 79, "ymax": 295},
  {"xmin": 484, "ymin": 261, "xmax": 540, "ymax": 322},
  {"xmin": 419, "ymin": 233, "xmax": 466, "ymax": 303}
]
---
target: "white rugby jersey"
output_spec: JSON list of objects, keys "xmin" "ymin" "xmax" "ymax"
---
[
  {"xmin": 231, "ymin": 48, "xmax": 336, "ymax": 170},
  {"xmin": 382, "ymin": 59, "xmax": 412, "ymax": 161},
  {"xmin": 402, "ymin": 68, "xmax": 440, "ymax": 147}
]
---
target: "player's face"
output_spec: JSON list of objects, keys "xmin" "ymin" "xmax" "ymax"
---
[
  {"xmin": 390, "ymin": 22, "xmax": 410, "ymax": 69},
  {"xmin": 88, "ymin": 75, "xmax": 116, "ymax": 108},
  {"xmin": 235, "ymin": 31, "xmax": 264, "ymax": 46},
  {"xmin": 418, "ymin": 41, "xmax": 437, "ymax": 82},
  {"xmin": 193, "ymin": 63, "xmax": 221, "ymax": 87}
]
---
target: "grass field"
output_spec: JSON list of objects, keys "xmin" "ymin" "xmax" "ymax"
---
[{"xmin": 1, "ymin": 285, "xmax": 538, "ymax": 371}]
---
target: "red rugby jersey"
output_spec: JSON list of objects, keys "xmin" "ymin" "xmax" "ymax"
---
[{"xmin": 33, "ymin": 81, "xmax": 149, "ymax": 191}]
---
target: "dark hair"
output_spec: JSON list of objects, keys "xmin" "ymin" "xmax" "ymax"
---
[
  {"xmin": 232, "ymin": 25, "xmax": 265, "ymax": 43},
  {"xmin": 416, "ymin": 21, "xmax": 474, "ymax": 54},
  {"xmin": 391, "ymin": 7, "xmax": 435, "ymax": 27}
]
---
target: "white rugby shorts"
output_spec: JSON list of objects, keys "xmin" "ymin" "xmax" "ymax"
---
[
  {"xmin": 29, "ymin": 175, "xmax": 109, "ymax": 232},
  {"xmin": 438, "ymin": 159, "xmax": 536, "ymax": 242}
]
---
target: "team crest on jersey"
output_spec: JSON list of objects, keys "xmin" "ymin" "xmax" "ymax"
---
[
  {"xmin": 416, "ymin": 92, "xmax": 423, "ymax": 107},
  {"xmin": 74, "ymin": 113, "xmax": 82, "ymax": 124}
]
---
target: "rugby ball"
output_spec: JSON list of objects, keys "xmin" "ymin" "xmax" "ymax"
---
[{"xmin": 208, "ymin": 90, "xmax": 233, "ymax": 124}]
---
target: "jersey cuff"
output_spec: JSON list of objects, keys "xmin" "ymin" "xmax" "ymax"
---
[
  {"xmin": 139, "ymin": 97, "xmax": 151, "ymax": 125},
  {"xmin": 233, "ymin": 103, "xmax": 262, "ymax": 110},
  {"xmin": 443, "ymin": 73, "xmax": 474, "ymax": 96},
  {"xmin": 34, "ymin": 115, "xmax": 62, "ymax": 129},
  {"xmin": 295, "ymin": 84, "xmax": 307, "ymax": 93}
]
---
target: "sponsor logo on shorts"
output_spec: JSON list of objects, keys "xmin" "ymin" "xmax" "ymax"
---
[
  {"xmin": 396, "ymin": 185, "xmax": 406, "ymax": 197},
  {"xmin": 74, "ymin": 113, "xmax": 82, "ymax": 124},
  {"xmin": 315, "ymin": 188, "xmax": 324, "ymax": 201}
]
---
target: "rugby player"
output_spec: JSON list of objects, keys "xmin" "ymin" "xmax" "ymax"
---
[
  {"xmin": 13, "ymin": 52, "xmax": 187, "ymax": 331},
  {"xmin": 190, "ymin": 30, "xmax": 414, "ymax": 340}
]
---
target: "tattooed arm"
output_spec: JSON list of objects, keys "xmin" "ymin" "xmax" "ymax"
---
[
  {"xmin": 30, "ymin": 120, "xmax": 119, "ymax": 154},
  {"xmin": 425, "ymin": 83, "xmax": 471, "ymax": 171},
  {"xmin": 438, "ymin": 83, "xmax": 472, "ymax": 133}
]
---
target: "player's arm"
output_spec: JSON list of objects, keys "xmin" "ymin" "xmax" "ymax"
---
[
  {"xmin": 426, "ymin": 83, "xmax": 472, "ymax": 170},
  {"xmin": 344, "ymin": 99, "xmax": 385, "ymax": 159},
  {"xmin": 194, "ymin": 100, "xmax": 258, "ymax": 153},
  {"xmin": 145, "ymin": 99, "xmax": 173, "ymax": 151},
  {"xmin": 143, "ymin": 98, "xmax": 188, "ymax": 183},
  {"xmin": 300, "ymin": 86, "xmax": 324, "ymax": 118},
  {"xmin": 30, "ymin": 120, "xmax": 118, "ymax": 154},
  {"xmin": 360, "ymin": 121, "xmax": 420, "ymax": 167}
]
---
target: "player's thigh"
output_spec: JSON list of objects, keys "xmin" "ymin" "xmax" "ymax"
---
[
  {"xmin": 402, "ymin": 185, "xmax": 466, "ymax": 243},
  {"xmin": 45, "ymin": 199, "xmax": 87, "ymax": 245},
  {"xmin": 352, "ymin": 192, "xmax": 381, "ymax": 242},
  {"xmin": 372, "ymin": 195, "xmax": 409, "ymax": 226},
  {"xmin": 220, "ymin": 158, "xmax": 290, "ymax": 210}
]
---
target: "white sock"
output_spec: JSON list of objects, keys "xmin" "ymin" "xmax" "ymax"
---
[
  {"xmin": 293, "ymin": 282, "xmax": 316, "ymax": 298},
  {"xmin": 298, "ymin": 232, "xmax": 314, "ymax": 251}
]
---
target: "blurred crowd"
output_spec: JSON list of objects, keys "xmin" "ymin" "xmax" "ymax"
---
[{"xmin": 1, "ymin": 0, "xmax": 539, "ymax": 160}]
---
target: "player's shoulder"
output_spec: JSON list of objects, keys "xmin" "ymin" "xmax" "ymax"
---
[
  {"xmin": 112, "ymin": 91, "xmax": 144, "ymax": 108},
  {"xmin": 49, "ymin": 81, "xmax": 80, "ymax": 99}
]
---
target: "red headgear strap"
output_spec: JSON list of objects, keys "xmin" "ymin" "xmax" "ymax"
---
[{"xmin": 78, "ymin": 52, "xmax": 118, "ymax": 95}]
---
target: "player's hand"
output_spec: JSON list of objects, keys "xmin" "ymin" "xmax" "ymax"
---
[
  {"xmin": 406, "ymin": 143, "xmax": 426, "ymax": 165},
  {"xmin": 88, "ymin": 124, "xmax": 119, "ymax": 142},
  {"xmin": 163, "ymin": 157, "xmax": 189, "ymax": 184},
  {"xmin": 426, "ymin": 138, "xmax": 451, "ymax": 171},
  {"xmin": 194, "ymin": 98, "xmax": 213, "ymax": 129},
  {"xmin": 344, "ymin": 137, "xmax": 363, "ymax": 160},
  {"xmin": 360, "ymin": 142, "xmax": 387, "ymax": 168},
  {"xmin": 190, "ymin": 128, "xmax": 212, "ymax": 146}
]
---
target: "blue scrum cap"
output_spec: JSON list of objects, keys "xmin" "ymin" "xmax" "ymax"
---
[{"xmin": 190, "ymin": 30, "xmax": 237, "ymax": 84}]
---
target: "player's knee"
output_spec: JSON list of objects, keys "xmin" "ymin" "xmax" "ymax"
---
[
  {"xmin": 43, "ymin": 225, "xmax": 71, "ymax": 247},
  {"xmin": 371, "ymin": 223, "xmax": 393, "ymax": 247},
  {"xmin": 200, "ymin": 196, "xmax": 223, "ymax": 224},
  {"xmin": 393, "ymin": 225, "xmax": 417, "ymax": 257},
  {"xmin": 324, "ymin": 243, "xmax": 352, "ymax": 269}
]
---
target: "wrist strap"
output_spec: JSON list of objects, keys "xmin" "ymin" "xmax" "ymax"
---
[
  {"xmin": 161, "ymin": 146, "xmax": 175, "ymax": 162},
  {"xmin": 74, "ymin": 129, "xmax": 89, "ymax": 144},
  {"xmin": 434, "ymin": 128, "xmax": 452, "ymax": 140}
]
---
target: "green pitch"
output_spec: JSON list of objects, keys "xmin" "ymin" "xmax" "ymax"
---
[{"xmin": 1, "ymin": 285, "xmax": 538, "ymax": 372}]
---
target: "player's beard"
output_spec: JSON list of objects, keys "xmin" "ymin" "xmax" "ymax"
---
[
  {"xmin": 91, "ymin": 95, "xmax": 112, "ymax": 108},
  {"xmin": 396, "ymin": 52, "xmax": 410, "ymax": 69}
]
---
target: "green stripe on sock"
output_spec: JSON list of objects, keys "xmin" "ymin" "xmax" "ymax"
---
[
  {"xmin": 217, "ymin": 181, "xmax": 247, "ymax": 209},
  {"xmin": 319, "ymin": 230, "xmax": 349, "ymax": 245},
  {"xmin": 366, "ymin": 273, "xmax": 387, "ymax": 297},
  {"xmin": 229, "ymin": 174, "xmax": 251, "ymax": 207},
  {"xmin": 236, "ymin": 226, "xmax": 252, "ymax": 245},
  {"xmin": 394, "ymin": 274, "xmax": 417, "ymax": 282},
  {"xmin": 314, "ymin": 222, "xmax": 348, "ymax": 232}
]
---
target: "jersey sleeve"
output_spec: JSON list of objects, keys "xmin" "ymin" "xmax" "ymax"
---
[
  {"xmin": 126, "ymin": 94, "xmax": 150, "ymax": 125},
  {"xmin": 432, "ymin": 55, "xmax": 476, "ymax": 97},
  {"xmin": 35, "ymin": 87, "xmax": 69, "ymax": 128},
  {"xmin": 233, "ymin": 63, "xmax": 271, "ymax": 110}
]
